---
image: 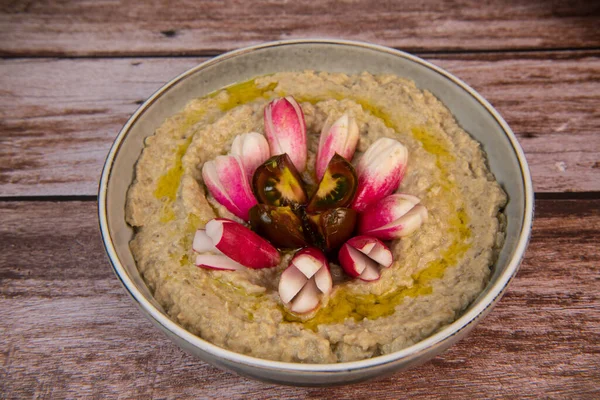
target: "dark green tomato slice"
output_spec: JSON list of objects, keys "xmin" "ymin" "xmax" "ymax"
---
[
  {"xmin": 252, "ymin": 154, "xmax": 308, "ymax": 207},
  {"xmin": 306, "ymin": 154, "xmax": 357, "ymax": 212},
  {"xmin": 297, "ymin": 206, "xmax": 326, "ymax": 252},
  {"xmin": 249, "ymin": 204, "xmax": 308, "ymax": 249},
  {"xmin": 319, "ymin": 207, "xmax": 357, "ymax": 251},
  {"xmin": 302, "ymin": 207, "xmax": 357, "ymax": 253}
]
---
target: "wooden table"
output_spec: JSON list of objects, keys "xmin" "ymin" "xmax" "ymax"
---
[{"xmin": 1, "ymin": 1, "xmax": 599, "ymax": 398}]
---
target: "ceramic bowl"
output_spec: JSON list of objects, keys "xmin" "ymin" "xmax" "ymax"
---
[{"xmin": 98, "ymin": 39, "xmax": 534, "ymax": 386}]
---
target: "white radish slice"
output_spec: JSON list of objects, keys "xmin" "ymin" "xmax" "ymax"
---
[
  {"xmin": 192, "ymin": 230, "xmax": 222, "ymax": 254},
  {"xmin": 359, "ymin": 241, "xmax": 376, "ymax": 254},
  {"xmin": 361, "ymin": 243, "xmax": 392, "ymax": 267},
  {"xmin": 314, "ymin": 265, "xmax": 333, "ymax": 294},
  {"xmin": 195, "ymin": 254, "xmax": 245, "ymax": 271},
  {"xmin": 279, "ymin": 265, "xmax": 308, "ymax": 303},
  {"xmin": 278, "ymin": 247, "xmax": 332, "ymax": 314},
  {"xmin": 359, "ymin": 262, "xmax": 380, "ymax": 281},
  {"xmin": 292, "ymin": 255, "xmax": 322, "ymax": 279},
  {"xmin": 338, "ymin": 236, "xmax": 393, "ymax": 282},
  {"xmin": 290, "ymin": 279, "xmax": 320, "ymax": 314},
  {"xmin": 346, "ymin": 246, "xmax": 368, "ymax": 275},
  {"xmin": 348, "ymin": 246, "xmax": 381, "ymax": 282},
  {"xmin": 205, "ymin": 219, "xmax": 224, "ymax": 242}
]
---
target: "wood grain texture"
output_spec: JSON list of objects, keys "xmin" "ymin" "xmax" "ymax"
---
[
  {"xmin": 1, "ymin": 52, "xmax": 599, "ymax": 196},
  {"xmin": 0, "ymin": 199, "xmax": 598, "ymax": 398},
  {"xmin": 1, "ymin": 0, "xmax": 599, "ymax": 57}
]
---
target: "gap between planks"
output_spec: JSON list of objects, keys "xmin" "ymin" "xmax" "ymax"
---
[
  {"xmin": 2, "ymin": 46, "xmax": 600, "ymax": 60},
  {"xmin": 2, "ymin": 192, "xmax": 600, "ymax": 203},
  {"xmin": 0, "ymin": 199, "xmax": 598, "ymax": 397},
  {"xmin": 1, "ymin": 0, "xmax": 599, "ymax": 57},
  {"xmin": 2, "ymin": 51, "xmax": 599, "ymax": 196}
]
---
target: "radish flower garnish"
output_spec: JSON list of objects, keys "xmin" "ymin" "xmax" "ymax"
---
[
  {"xmin": 358, "ymin": 194, "xmax": 428, "ymax": 240},
  {"xmin": 315, "ymin": 113, "xmax": 359, "ymax": 181},
  {"xmin": 278, "ymin": 248, "xmax": 332, "ymax": 314},
  {"xmin": 193, "ymin": 218, "xmax": 280, "ymax": 270},
  {"xmin": 351, "ymin": 138, "xmax": 408, "ymax": 211},
  {"xmin": 230, "ymin": 132, "xmax": 270, "ymax": 180},
  {"xmin": 202, "ymin": 155, "xmax": 257, "ymax": 221},
  {"xmin": 264, "ymin": 96, "xmax": 308, "ymax": 172},
  {"xmin": 338, "ymin": 236, "xmax": 393, "ymax": 281}
]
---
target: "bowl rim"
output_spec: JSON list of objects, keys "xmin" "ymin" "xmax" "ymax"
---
[{"xmin": 98, "ymin": 38, "xmax": 534, "ymax": 373}]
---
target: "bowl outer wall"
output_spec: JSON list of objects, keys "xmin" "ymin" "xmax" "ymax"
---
[{"xmin": 98, "ymin": 39, "xmax": 534, "ymax": 385}]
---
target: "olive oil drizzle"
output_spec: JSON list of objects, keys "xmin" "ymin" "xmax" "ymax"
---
[
  {"xmin": 151, "ymin": 77, "xmax": 472, "ymax": 328},
  {"xmin": 153, "ymin": 80, "xmax": 277, "ymax": 222},
  {"xmin": 278, "ymin": 93, "xmax": 472, "ymax": 329}
]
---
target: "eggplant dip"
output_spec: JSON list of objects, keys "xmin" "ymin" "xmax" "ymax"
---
[{"xmin": 125, "ymin": 71, "xmax": 507, "ymax": 363}]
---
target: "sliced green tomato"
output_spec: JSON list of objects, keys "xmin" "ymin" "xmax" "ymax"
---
[
  {"xmin": 249, "ymin": 204, "xmax": 307, "ymax": 249},
  {"xmin": 252, "ymin": 154, "xmax": 308, "ymax": 207},
  {"xmin": 307, "ymin": 154, "xmax": 357, "ymax": 212},
  {"xmin": 299, "ymin": 207, "xmax": 326, "ymax": 251},
  {"xmin": 304, "ymin": 207, "xmax": 357, "ymax": 252}
]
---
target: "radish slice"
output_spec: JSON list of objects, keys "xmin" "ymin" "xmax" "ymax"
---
[
  {"xmin": 358, "ymin": 194, "xmax": 428, "ymax": 240},
  {"xmin": 264, "ymin": 96, "xmax": 307, "ymax": 172},
  {"xmin": 290, "ymin": 279, "xmax": 320, "ymax": 314},
  {"xmin": 338, "ymin": 236, "xmax": 393, "ymax": 282},
  {"xmin": 192, "ymin": 229, "xmax": 221, "ymax": 254},
  {"xmin": 193, "ymin": 218, "xmax": 279, "ymax": 272},
  {"xmin": 351, "ymin": 138, "xmax": 408, "ymax": 211},
  {"xmin": 201, "ymin": 155, "xmax": 257, "ymax": 221},
  {"xmin": 279, "ymin": 265, "xmax": 308, "ymax": 303},
  {"xmin": 205, "ymin": 218, "xmax": 280, "ymax": 269},
  {"xmin": 315, "ymin": 113, "xmax": 359, "ymax": 181},
  {"xmin": 314, "ymin": 265, "xmax": 333, "ymax": 294},
  {"xmin": 359, "ymin": 262, "xmax": 380, "ymax": 281},
  {"xmin": 292, "ymin": 255, "xmax": 322, "ymax": 279},
  {"xmin": 230, "ymin": 132, "xmax": 270, "ymax": 180},
  {"xmin": 278, "ymin": 247, "xmax": 332, "ymax": 314},
  {"xmin": 195, "ymin": 254, "xmax": 245, "ymax": 271}
]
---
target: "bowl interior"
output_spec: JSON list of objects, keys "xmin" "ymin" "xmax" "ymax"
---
[{"xmin": 101, "ymin": 40, "xmax": 531, "ymax": 372}]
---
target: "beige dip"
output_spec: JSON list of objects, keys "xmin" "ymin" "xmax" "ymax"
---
[{"xmin": 126, "ymin": 71, "xmax": 507, "ymax": 363}]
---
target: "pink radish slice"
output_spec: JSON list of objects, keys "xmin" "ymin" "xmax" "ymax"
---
[
  {"xmin": 201, "ymin": 155, "xmax": 258, "ymax": 221},
  {"xmin": 230, "ymin": 132, "xmax": 270, "ymax": 179},
  {"xmin": 315, "ymin": 114, "xmax": 359, "ymax": 180},
  {"xmin": 362, "ymin": 205, "xmax": 428, "ymax": 240},
  {"xmin": 358, "ymin": 194, "xmax": 428, "ymax": 240},
  {"xmin": 205, "ymin": 218, "xmax": 280, "ymax": 269},
  {"xmin": 264, "ymin": 97, "xmax": 307, "ymax": 172},
  {"xmin": 351, "ymin": 138, "xmax": 408, "ymax": 211}
]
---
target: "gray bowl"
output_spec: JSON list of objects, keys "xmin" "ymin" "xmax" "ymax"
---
[{"xmin": 98, "ymin": 39, "xmax": 534, "ymax": 386}]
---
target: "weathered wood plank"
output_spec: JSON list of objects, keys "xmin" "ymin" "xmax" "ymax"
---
[
  {"xmin": 0, "ymin": 57, "xmax": 200, "ymax": 196},
  {"xmin": 1, "ymin": 0, "xmax": 599, "ymax": 56},
  {"xmin": 431, "ymin": 51, "xmax": 600, "ymax": 193},
  {"xmin": 0, "ymin": 199, "xmax": 598, "ymax": 397},
  {"xmin": 2, "ymin": 52, "xmax": 599, "ymax": 196}
]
